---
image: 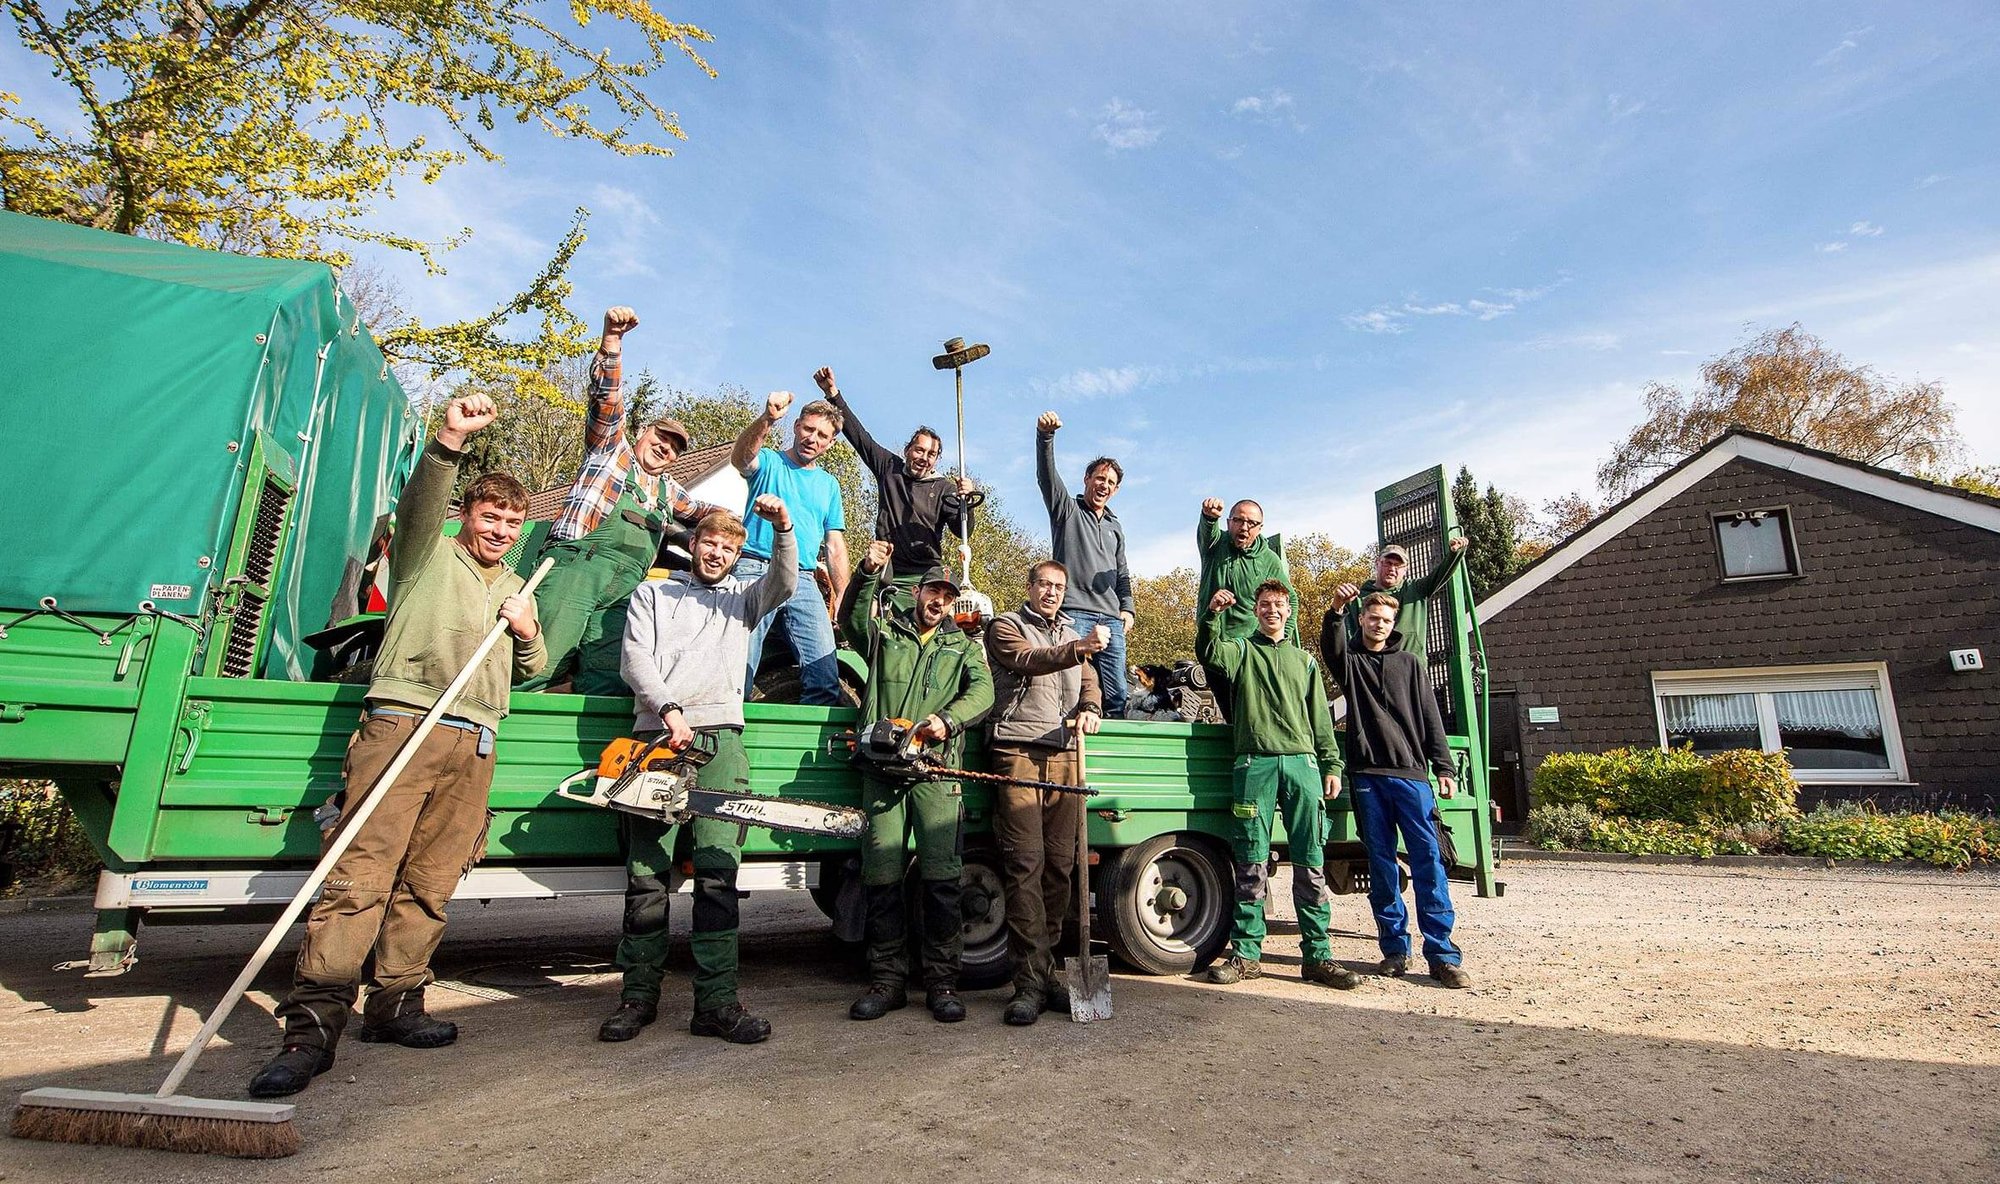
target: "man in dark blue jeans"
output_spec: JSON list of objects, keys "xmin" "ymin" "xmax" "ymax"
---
[{"xmin": 1321, "ymin": 587, "xmax": 1473, "ymax": 988}]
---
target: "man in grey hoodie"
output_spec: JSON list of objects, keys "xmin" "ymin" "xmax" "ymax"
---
[
  {"xmin": 601, "ymin": 494, "xmax": 798, "ymax": 1045},
  {"xmin": 1035, "ymin": 411, "xmax": 1134, "ymax": 714},
  {"xmin": 983, "ymin": 560, "xmax": 1107, "ymax": 1025}
]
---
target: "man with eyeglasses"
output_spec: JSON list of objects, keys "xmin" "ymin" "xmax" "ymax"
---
[
  {"xmin": 814, "ymin": 366, "xmax": 978, "ymax": 604},
  {"xmin": 1196, "ymin": 498, "xmax": 1297, "ymax": 718},
  {"xmin": 524, "ymin": 306, "xmax": 723, "ymax": 695},
  {"xmin": 1036, "ymin": 411, "xmax": 1134, "ymax": 715}
]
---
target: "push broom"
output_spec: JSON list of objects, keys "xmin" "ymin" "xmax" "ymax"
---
[{"xmin": 10, "ymin": 557, "xmax": 555, "ymax": 1159}]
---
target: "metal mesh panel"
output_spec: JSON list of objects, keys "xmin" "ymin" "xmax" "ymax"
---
[
  {"xmin": 218, "ymin": 472, "xmax": 293, "ymax": 678},
  {"xmin": 1377, "ymin": 477, "xmax": 1462, "ymax": 734}
]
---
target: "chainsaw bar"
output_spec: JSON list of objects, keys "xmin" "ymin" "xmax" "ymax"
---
[
  {"xmin": 684, "ymin": 787, "xmax": 868, "ymax": 838},
  {"xmin": 554, "ymin": 762, "xmax": 868, "ymax": 839}
]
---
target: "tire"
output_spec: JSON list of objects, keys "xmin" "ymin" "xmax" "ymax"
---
[
  {"xmin": 1104, "ymin": 832, "xmax": 1231, "ymax": 976},
  {"xmin": 954, "ymin": 846, "xmax": 1013, "ymax": 990}
]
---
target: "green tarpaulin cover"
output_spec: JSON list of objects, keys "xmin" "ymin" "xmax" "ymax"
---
[{"xmin": 0, "ymin": 211, "xmax": 420, "ymax": 679}]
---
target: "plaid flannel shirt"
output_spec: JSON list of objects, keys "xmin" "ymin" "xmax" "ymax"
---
[{"xmin": 548, "ymin": 351, "xmax": 720, "ymax": 543}]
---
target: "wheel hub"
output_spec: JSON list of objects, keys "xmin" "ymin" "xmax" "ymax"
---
[{"xmin": 1152, "ymin": 884, "xmax": 1189, "ymax": 913}]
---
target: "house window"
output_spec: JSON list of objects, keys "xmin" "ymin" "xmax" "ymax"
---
[
  {"xmin": 1652, "ymin": 664, "xmax": 1906, "ymax": 783},
  {"xmin": 1712, "ymin": 507, "xmax": 1798, "ymax": 579}
]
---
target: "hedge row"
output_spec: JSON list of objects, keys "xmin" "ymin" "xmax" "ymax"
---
[
  {"xmin": 0, "ymin": 781, "xmax": 98, "ymax": 892},
  {"xmin": 1525, "ymin": 800, "xmax": 2000, "ymax": 869}
]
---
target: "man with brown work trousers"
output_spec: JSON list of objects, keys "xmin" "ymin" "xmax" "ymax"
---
[
  {"xmin": 983, "ymin": 560, "xmax": 1107, "ymax": 1025},
  {"xmin": 250, "ymin": 394, "xmax": 546, "ymax": 1099},
  {"xmin": 840, "ymin": 540, "xmax": 995, "ymax": 1024},
  {"xmin": 1195, "ymin": 580, "xmax": 1360, "ymax": 990},
  {"xmin": 1339, "ymin": 534, "xmax": 1469, "ymax": 656},
  {"xmin": 523, "ymin": 306, "xmax": 721, "ymax": 695}
]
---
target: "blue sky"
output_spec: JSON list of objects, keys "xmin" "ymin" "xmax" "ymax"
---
[{"xmin": 14, "ymin": 3, "xmax": 1998, "ymax": 573}]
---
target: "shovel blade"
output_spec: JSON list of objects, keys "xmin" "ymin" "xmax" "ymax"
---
[{"xmin": 1062, "ymin": 955, "xmax": 1113, "ymax": 1021}]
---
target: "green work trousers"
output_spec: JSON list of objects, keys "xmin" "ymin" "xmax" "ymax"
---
[
  {"xmin": 859, "ymin": 774, "xmax": 964, "ymax": 886},
  {"xmin": 278, "ymin": 712, "xmax": 495, "ymax": 1050},
  {"xmin": 1225, "ymin": 752, "xmax": 1332, "ymax": 962},
  {"xmin": 612, "ymin": 729, "xmax": 749, "ymax": 1013}
]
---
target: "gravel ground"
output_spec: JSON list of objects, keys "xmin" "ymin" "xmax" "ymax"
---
[{"xmin": 1, "ymin": 860, "xmax": 1996, "ymax": 1183}]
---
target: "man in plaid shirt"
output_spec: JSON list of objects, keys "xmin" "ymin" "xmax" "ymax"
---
[{"xmin": 524, "ymin": 306, "xmax": 723, "ymax": 695}]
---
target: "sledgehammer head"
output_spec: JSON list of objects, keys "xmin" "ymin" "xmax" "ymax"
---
[{"xmin": 932, "ymin": 338, "xmax": 990, "ymax": 370}]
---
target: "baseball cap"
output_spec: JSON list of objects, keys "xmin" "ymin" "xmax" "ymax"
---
[
  {"xmin": 916, "ymin": 565, "xmax": 962, "ymax": 593},
  {"xmin": 645, "ymin": 417, "xmax": 691, "ymax": 451},
  {"xmin": 1380, "ymin": 544, "xmax": 1410, "ymax": 563}
]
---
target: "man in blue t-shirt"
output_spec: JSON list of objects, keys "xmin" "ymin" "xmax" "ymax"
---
[{"xmin": 729, "ymin": 390, "xmax": 850, "ymax": 704}]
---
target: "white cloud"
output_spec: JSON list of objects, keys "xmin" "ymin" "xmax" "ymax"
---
[
  {"xmin": 1094, "ymin": 98, "xmax": 1163, "ymax": 151},
  {"xmin": 1525, "ymin": 331, "xmax": 1621, "ymax": 351},
  {"xmin": 1402, "ymin": 302, "xmax": 1464, "ymax": 316},
  {"xmin": 1467, "ymin": 298, "xmax": 1515, "ymax": 320},
  {"xmin": 1917, "ymin": 173, "xmax": 1948, "ymax": 189},
  {"xmin": 1230, "ymin": 89, "xmax": 1293, "ymax": 117},
  {"xmin": 1817, "ymin": 241, "xmax": 1849, "ymax": 254},
  {"xmin": 1039, "ymin": 366, "xmax": 1149, "ymax": 399},
  {"xmin": 1031, "ymin": 356, "xmax": 1292, "ymax": 400},
  {"xmin": 1849, "ymin": 220, "xmax": 1884, "ymax": 237},
  {"xmin": 1341, "ymin": 278, "xmax": 1562, "ymax": 334},
  {"xmin": 1814, "ymin": 26, "xmax": 1872, "ymax": 67},
  {"xmin": 1606, "ymin": 93, "xmax": 1648, "ymax": 121},
  {"xmin": 1342, "ymin": 310, "xmax": 1406, "ymax": 335}
]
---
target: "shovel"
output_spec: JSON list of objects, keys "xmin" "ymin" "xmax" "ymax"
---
[{"xmin": 1064, "ymin": 729, "xmax": 1112, "ymax": 1021}]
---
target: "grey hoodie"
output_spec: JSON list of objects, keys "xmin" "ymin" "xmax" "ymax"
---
[
  {"xmin": 1036, "ymin": 431, "xmax": 1133, "ymax": 616},
  {"xmin": 620, "ymin": 525, "xmax": 797, "ymax": 731}
]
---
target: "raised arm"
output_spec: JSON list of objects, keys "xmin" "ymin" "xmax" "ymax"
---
[
  {"xmin": 817, "ymin": 367, "xmax": 895, "ymax": 476},
  {"xmin": 1403, "ymin": 535, "xmax": 1470, "ymax": 602},
  {"xmin": 1035, "ymin": 412, "xmax": 1068, "ymax": 516},
  {"xmin": 1195, "ymin": 592, "xmax": 1243, "ymax": 680},
  {"xmin": 394, "ymin": 394, "xmax": 493, "ymax": 584},
  {"xmin": 733, "ymin": 390, "xmax": 792, "ymax": 476},
  {"xmin": 742, "ymin": 496, "xmax": 800, "ymax": 623},
  {"xmin": 839, "ymin": 540, "xmax": 893, "ymax": 649},
  {"xmin": 585, "ymin": 307, "xmax": 639, "ymax": 451}
]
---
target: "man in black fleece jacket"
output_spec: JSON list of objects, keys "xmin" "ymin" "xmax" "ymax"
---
[{"xmin": 1322, "ymin": 589, "xmax": 1473, "ymax": 989}]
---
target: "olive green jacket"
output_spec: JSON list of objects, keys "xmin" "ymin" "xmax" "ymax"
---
[{"xmin": 840, "ymin": 566, "xmax": 994, "ymax": 749}]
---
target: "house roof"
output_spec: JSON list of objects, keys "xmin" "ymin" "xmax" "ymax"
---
[
  {"xmin": 522, "ymin": 442, "xmax": 738, "ymax": 522},
  {"xmin": 1477, "ymin": 428, "xmax": 2000, "ymax": 620}
]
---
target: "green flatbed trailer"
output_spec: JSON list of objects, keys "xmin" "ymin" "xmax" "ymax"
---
[{"xmin": 0, "ymin": 213, "xmax": 1499, "ymax": 988}]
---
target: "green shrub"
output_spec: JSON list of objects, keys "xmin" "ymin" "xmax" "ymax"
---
[
  {"xmin": 1778, "ymin": 802, "xmax": 1908, "ymax": 862},
  {"xmin": 1886, "ymin": 811, "xmax": 1994, "ymax": 870},
  {"xmin": 0, "ymin": 780, "xmax": 100, "ymax": 890},
  {"xmin": 1523, "ymin": 803, "xmax": 1601, "ymax": 851},
  {"xmin": 1533, "ymin": 746, "xmax": 1797, "ymax": 825},
  {"xmin": 1585, "ymin": 816, "xmax": 1723, "ymax": 857}
]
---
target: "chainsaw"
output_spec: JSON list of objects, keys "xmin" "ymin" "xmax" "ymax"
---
[
  {"xmin": 832, "ymin": 717, "xmax": 1097, "ymax": 796},
  {"xmin": 556, "ymin": 735, "xmax": 868, "ymax": 838}
]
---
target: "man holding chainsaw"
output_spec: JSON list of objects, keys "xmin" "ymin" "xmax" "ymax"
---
[
  {"xmin": 1196, "ymin": 579, "xmax": 1360, "ymax": 991},
  {"xmin": 984, "ymin": 560, "xmax": 1106, "ymax": 1025},
  {"xmin": 839, "ymin": 540, "xmax": 995, "ymax": 1023},
  {"xmin": 814, "ymin": 365, "xmax": 979, "ymax": 599},
  {"xmin": 250, "ymin": 394, "xmax": 544, "ymax": 1099},
  {"xmin": 598, "ymin": 494, "xmax": 801, "ymax": 1045}
]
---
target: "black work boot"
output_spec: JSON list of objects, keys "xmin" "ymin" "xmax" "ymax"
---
[
  {"xmin": 849, "ymin": 982, "xmax": 908, "ymax": 1020},
  {"xmin": 1002, "ymin": 987, "xmax": 1043, "ymax": 1026},
  {"xmin": 247, "ymin": 1044, "xmax": 335, "ymax": 1099},
  {"xmin": 1376, "ymin": 954, "xmax": 1410, "ymax": 978},
  {"xmin": 356, "ymin": 1011, "xmax": 457, "ymax": 1048},
  {"xmin": 1204, "ymin": 955, "xmax": 1263, "ymax": 985},
  {"xmin": 596, "ymin": 998, "xmax": 658, "ymax": 1042},
  {"xmin": 690, "ymin": 1001, "xmax": 773, "ymax": 1043},
  {"xmin": 1302, "ymin": 960, "xmax": 1363, "ymax": 990},
  {"xmin": 926, "ymin": 986, "xmax": 967, "ymax": 1023}
]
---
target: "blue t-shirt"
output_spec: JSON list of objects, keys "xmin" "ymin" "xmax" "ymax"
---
[{"xmin": 743, "ymin": 447, "xmax": 844, "ymax": 570}]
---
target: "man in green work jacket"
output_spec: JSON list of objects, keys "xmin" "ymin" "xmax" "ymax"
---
[
  {"xmin": 1338, "ymin": 535, "xmax": 1468, "ymax": 657},
  {"xmin": 1196, "ymin": 579, "xmax": 1360, "ymax": 990},
  {"xmin": 840, "ymin": 540, "xmax": 995, "ymax": 1024},
  {"xmin": 1196, "ymin": 496, "xmax": 1297, "ymax": 718}
]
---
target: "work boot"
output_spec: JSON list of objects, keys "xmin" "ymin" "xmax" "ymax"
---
[
  {"xmin": 246, "ymin": 1044, "xmax": 334, "ymax": 1099},
  {"xmin": 848, "ymin": 982, "xmax": 908, "ymax": 1021},
  {"xmin": 1302, "ymin": 960, "xmax": 1363, "ymax": 990},
  {"xmin": 596, "ymin": 999, "xmax": 657, "ymax": 1043},
  {"xmin": 926, "ymin": 986, "xmax": 967, "ymax": 1023},
  {"xmin": 356, "ymin": 1011, "xmax": 457, "ymax": 1048},
  {"xmin": 1431, "ymin": 963, "xmax": 1475, "ymax": 989},
  {"xmin": 1204, "ymin": 955, "xmax": 1262, "ymax": 985},
  {"xmin": 1375, "ymin": 955, "xmax": 1409, "ymax": 978},
  {"xmin": 1002, "ymin": 987, "xmax": 1043, "ymax": 1027},
  {"xmin": 690, "ymin": 1002, "xmax": 772, "ymax": 1044},
  {"xmin": 1044, "ymin": 982, "xmax": 1072, "ymax": 1014}
]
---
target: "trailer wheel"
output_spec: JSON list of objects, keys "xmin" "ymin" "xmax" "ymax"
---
[
  {"xmin": 1104, "ymin": 832, "xmax": 1230, "ymax": 976},
  {"xmin": 956, "ymin": 847, "xmax": 1013, "ymax": 990}
]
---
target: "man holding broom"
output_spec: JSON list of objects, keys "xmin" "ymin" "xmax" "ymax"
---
[{"xmin": 248, "ymin": 393, "xmax": 546, "ymax": 1098}]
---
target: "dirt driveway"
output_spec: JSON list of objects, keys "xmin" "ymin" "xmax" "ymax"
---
[{"xmin": 2, "ymin": 860, "xmax": 1996, "ymax": 1183}]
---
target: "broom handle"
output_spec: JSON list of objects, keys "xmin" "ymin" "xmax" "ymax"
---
[
  {"xmin": 156, "ymin": 557, "xmax": 554, "ymax": 1098},
  {"xmin": 1075, "ymin": 730, "xmax": 1090, "ymax": 960},
  {"xmin": 954, "ymin": 364, "xmax": 972, "ymax": 588}
]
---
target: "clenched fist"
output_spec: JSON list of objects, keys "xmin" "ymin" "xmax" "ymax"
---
[
  {"xmin": 1207, "ymin": 589, "xmax": 1237, "ymax": 614},
  {"xmin": 751, "ymin": 494, "xmax": 791, "ymax": 530},
  {"xmin": 862, "ymin": 539, "xmax": 894, "ymax": 574},
  {"xmin": 1037, "ymin": 411, "xmax": 1062, "ymax": 434},
  {"xmin": 766, "ymin": 390, "xmax": 794, "ymax": 422},
  {"xmin": 601, "ymin": 306, "xmax": 639, "ymax": 340},
  {"xmin": 1202, "ymin": 497, "xmax": 1224, "ymax": 520},
  {"xmin": 439, "ymin": 393, "xmax": 498, "ymax": 448},
  {"xmin": 813, "ymin": 366, "xmax": 837, "ymax": 396}
]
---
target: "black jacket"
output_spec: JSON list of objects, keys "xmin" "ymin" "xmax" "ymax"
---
[
  {"xmin": 829, "ymin": 391, "xmax": 974, "ymax": 576},
  {"xmin": 1319, "ymin": 608, "xmax": 1454, "ymax": 780}
]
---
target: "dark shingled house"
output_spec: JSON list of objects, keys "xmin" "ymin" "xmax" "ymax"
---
[{"xmin": 1476, "ymin": 429, "xmax": 2000, "ymax": 822}]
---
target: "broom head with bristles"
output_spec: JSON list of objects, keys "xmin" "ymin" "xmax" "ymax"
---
[{"xmin": 12, "ymin": 1087, "xmax": 300, "ymax": 1159}]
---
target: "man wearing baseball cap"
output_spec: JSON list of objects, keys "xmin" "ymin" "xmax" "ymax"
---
[
  {"xmin": 1337, "ymin": 535, "xmax": 1469, "ymax": 658},
  {"xmin": 524, "ymin": 306, "xmax": 724, "ymax": 694},
  {"xmin": 839, "ymin": 541, "xmax": 994, "ymax": 1024}
]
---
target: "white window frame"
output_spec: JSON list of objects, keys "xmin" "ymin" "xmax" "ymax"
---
[
  {"xmin": 1650, "ymin": 662, "xmax": 1910, "ymax": 785},
  {"xmin": 1711, "ymin": 505, "xmax": 1802, "ymax": 582}
]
